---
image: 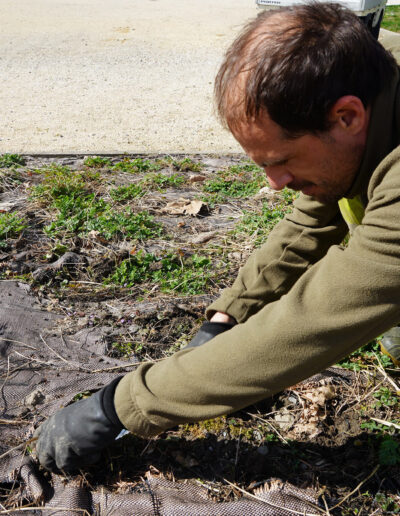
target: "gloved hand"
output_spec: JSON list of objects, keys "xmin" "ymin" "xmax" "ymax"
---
[
  {"xmin": 186, "ymin": 321, "xmax": 235, "ymax": 349},
  {"xmin": 34, "ymin": 377, "xmax": 124, "ymax": 473}
]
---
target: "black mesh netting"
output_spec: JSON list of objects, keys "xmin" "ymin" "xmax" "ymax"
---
[{"xmin": 1, "ymin": 281, "xmax": 352, "ymax": 514}]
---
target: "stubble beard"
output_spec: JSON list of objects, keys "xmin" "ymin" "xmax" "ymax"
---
[{"xmin": 310, "ymin": 141, "xmax": 365, "ymax": 205}]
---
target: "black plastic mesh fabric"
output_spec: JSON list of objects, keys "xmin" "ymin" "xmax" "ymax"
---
[{"xmin": 0, "ymin": 281, "xmax": 328, "ymax": 514}]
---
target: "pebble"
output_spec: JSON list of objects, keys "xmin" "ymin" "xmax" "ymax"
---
[{"xmin": 257, "ymin": 446, "xmax": 269, "ymax": 456}]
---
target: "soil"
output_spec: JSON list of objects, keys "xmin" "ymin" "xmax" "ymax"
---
[{"xmin": 1, "ymin": 155, "xmax": 400, "ymax": 515}]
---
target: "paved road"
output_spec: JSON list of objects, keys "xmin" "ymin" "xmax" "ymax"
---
[{"xmin": 0, "ymin": 0, "xmax": 257, "ymax": 154}]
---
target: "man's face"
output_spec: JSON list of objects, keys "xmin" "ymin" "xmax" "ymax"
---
[{"xmin": 232, "ymin": 113, "xmax": 365, "ymax": 204}]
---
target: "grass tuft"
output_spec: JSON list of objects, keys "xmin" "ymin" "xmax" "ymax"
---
[
  {"xmin": 173, "ymin": 157, "xmax": 203, "ymax": 172},
  {"xmin": 109, "ymin": 183, "xmax": 145, "ymax": 201},
  {"xmin": 108, "ymin": 251, "xmax": 213, "ymax": 294},
  {"xmin": 141, "ymin": 172, "xmax": 185, "ymax": 190},
  {"xmin": 203, "ymin": 162, "xmax": 267, "ymax": 200},
  {"xmin": 84, "ymin": 156, "xmax": 112, "ymax": 168},
  {"xmin": 112, "ymin": 158, "xmax": 161, "ymax": 174},
  {"xmin": 382, "ymin": 6, "xmax": 400, "ymax": 32},
  {"xmin": 45, "ymin": 193, "xmax": 161, "ymax": 241},
  {"xmin": 233, "ymin": 190, "xmax": 296, "ymax": 247},
  {"xmin": 30, "ymin": 164, "xmax": 90, "ymax": 202},
  {"xmin": 0, "ymin": 154, "xmax": 26, "ymax": 168},
  {"xmin": 0, "ymin": 213, "xmax": 26, "ymax": 246}
]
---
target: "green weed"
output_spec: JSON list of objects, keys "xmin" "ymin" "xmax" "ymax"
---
[
  {"xmin": 112, "ymin": 158, "xmax": 160, "ymax": 174},
  {"xmin": 203, "ymin": 163, "xmax": 267, "ymax": 200},
  {"xmin": 141, "ymin": 172, "xmax": 185, "ymax": 190},
  {"xmin": 44, "ymin": 194, "xmax": 104, "ymax": 236},
  {"xmin": 374, "ymin": 492, "xmax": 400, "ymax": 512},
  {"xmin": 0, "ymin": 154, "xmax": 26, "ymax": 168},
  {"xmin": 234, "ymin": 197, "xmax": 294, "ymax": 247},
  {"xmin": 173, "ymin": 157, "xmax": 203, "ymax": 172},
  {"xmin": 0, "ymin": 168, "xmax": 23, "ymax": 191},
  {"xmin": 382, "ymin": 6, "xmax": 400, "ymax": 33},
  {"xmin": 109, "ymin": 183, "xmax": 145, "ymax": 201},
  {"xmin": 378, "ymin": 437, "xmax": 400, "ymax": 466},
  {"xmin": 0, "ymin": 213, "xmax": 26, "ymax": 246},
  {"xmin": 108, "ymin": 251, "xmax": 213, "ymax": 294},
  {"xmin": 72, "ymin": 390, "xmax": 91, "ymax": 401},
  {"xmin": 45, "ymin": 193, "xmax": 161, "ymax": 241},
  {"xmin": 373, "ymin": 387, "xmax": 398, "ymax": 409},
  {"xmin": 84, "ymin": 156, "xmax": 112, "ymax": 168},
  {"xmin": 339, "ymin": 339, "xmax": 393, "ymax": 371},
  {"xmin": 44, "ymin": 242, "xmax": 69, "ymax": 260},
  {"xmin": 30, "ymin": 164, "xmax": 93, "ymax": 203},
  {"xmin": 84, "ymin": 209, "xmax": 162, "ymax": 241},
  {"xmin": 112, "ymin": 341, "xmax": 135, "ymax": 357}
]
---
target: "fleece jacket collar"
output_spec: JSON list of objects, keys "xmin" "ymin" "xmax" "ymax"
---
[{"xmin": 345, "ymin": 65, "xmax": 400, "ymax": 199}]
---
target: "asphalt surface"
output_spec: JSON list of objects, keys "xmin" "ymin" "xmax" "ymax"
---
[{"xmin": 0, "ymin": 0, "xmax": 257, "ymax": 154}]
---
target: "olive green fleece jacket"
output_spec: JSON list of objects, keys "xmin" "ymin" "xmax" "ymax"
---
[{"xmin": 115, "ymin": 33, "xmax": 400, "ymax": 438}]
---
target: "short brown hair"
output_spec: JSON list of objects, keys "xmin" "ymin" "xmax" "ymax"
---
[{"xmin": 215, "ymin": 2, "xmax": 397, "ymax": 134}]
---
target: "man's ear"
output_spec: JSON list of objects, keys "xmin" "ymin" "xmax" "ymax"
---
[{"xmin": 328, "ymin": 96, "xmax": 368, "ymax": 136}]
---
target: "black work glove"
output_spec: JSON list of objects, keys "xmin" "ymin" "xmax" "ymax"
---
[
  {"xmin": 186, "ymin": 321, "xmax": 235, "ymax": 349},
  {"xmin": 34, "ymin": 377, "xmax": 124, "ymax": 473}
]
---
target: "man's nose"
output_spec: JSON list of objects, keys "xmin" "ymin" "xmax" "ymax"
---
[{"xmin": 265, "ymin": 169, "xmax": 294, "ymax": 190}]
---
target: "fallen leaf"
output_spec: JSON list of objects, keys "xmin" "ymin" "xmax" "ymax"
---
[
  {"xmin": 172, "ymin": 451, "xmax": 199, "ymax": 468},
  {"xmin": 190, "ymin": 231, "xmax": 217, "ymax": 244},
  {"xmin": 254, "ymin": 186, "xmax": 279, "ymax": 201},
  {"xmin": 162, "ymin": 198, "xmax": 206, "ymax": 216},
  {"xmin": 189, "ymin": 174, "xmax": 206, "ymax": 183},
  {"xmin": 303, "ymin": 385, "xmax": 336, "ymax": 406}
]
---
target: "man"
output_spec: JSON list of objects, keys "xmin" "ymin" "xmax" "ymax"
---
[{"xmin": 35, "ymin": 3, "xmax": 400, "ymax": 472}]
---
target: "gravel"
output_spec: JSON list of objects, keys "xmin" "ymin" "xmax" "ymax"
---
[{"xmin": 0, "ymin": 0, "xmax": 257, "ymax": 154}]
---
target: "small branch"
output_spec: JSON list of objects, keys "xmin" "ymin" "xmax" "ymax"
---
[
  {"xmin": 40, "ymin": 334, "xmax": 71, "ymax": 366},
  {"xmin": 329, "ymin": 465, "xmax": 380, "ymax": 510},
  {"xmin": 234, "ymin": 428, "xmax": 242, "ymax": 469},
  {"xmin": 90, "ymin": 363, "xmax": 139, "ymax": 374},
  {"xmin": 370, "ymin": 417, "xmax": 400, "ymax": 430},
  {"xmin": 222, "ymin": 477, "xmax": 323, "ymax": 516},
  {"xmin": 12, "ymin": 350, "xmax": 57, "ymax": 368},
  {"xmin": 246, "ymin": 412, "xmax": 289, "ymax": 444},
  {"xmin": 0, "ymin": 419, "xmax": 30, "ymax": 425},
  {"xmin": 0, "ymin": 437, "xmax": 37, "ymax": 461},
  {"xmin": 373, "ymin": 352, "xmax": 400, "ymax": 392},
  {"xmin": 0, "ymin": 507, "xmax": 90, "ymax": 515},
  {"xmin": 0, "ymin": 337, "xmax": 36, "ymax": 350}
]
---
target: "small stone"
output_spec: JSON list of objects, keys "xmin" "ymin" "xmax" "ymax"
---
[
  {"xmin": 274, "ymin": 410, "xmax": 295, "ymax": 431},
  {"xmin": 25, "ymin": 389, "xmax": 45, "ymax": 407},
  {"xmin": 32, "ymin": 267, "xmax": 53, "ymax": 282},
  {"xmin": 189, "ymin": 174, "xmax": 206, "ymax": 183},
  {"xmin": 253, "ymin": 430, "xmax": 262, "ymax": 441},
  {"xmin": 51, "ymin": 252, "xmax": 86, "ymax": 270},
  {"xmin": 190, "ymin": 231, "xmax": 217, "ymax": 245},
  {"xmin": 257, "ymin": 446, "xmax": 269, "ymax": 456}
]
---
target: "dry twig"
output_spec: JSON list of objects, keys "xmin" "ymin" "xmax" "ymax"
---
[
  {"xmin": 0, "ymin": 438, "xmax": 37, "ymax": 461},
  {"xmin": 329, "ymin": 465, "xmax": 380, "ymax": 510},
  {"xmin": 370, "ymin": 417, "xmax": 400, "ymax": 430},
  {"xmin": 246, "ymin": 412, "xmax": 289, "ymax": 444},
  {"xmin": 222, "ymin": 477, "xmax": 324, "ymax": 516}
]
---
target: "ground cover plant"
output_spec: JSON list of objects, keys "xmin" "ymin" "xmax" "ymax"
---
[
  {"xmin": 0, "ymin": 153, "xmax": 399, "ymax": 514},
  {"xmin": 382, "ymin": 6, "xmax": 400, "ymax": 32}
]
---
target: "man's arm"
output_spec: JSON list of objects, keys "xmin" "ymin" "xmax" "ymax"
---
[
  {"xmin": 189, "ymin": 194, "xmax": 345, "ymax": 341},
  {"xmin": 206, "ymin": 193, "xmax": 348, "ymax": 322},
  {"xmin": 114, "ymin": 151, "xmax": 400, "ymax": 437}
]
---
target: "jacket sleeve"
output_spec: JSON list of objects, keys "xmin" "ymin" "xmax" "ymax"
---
[
  {"xmin": 114, "ymin": 150, "xmax": 400, "ymax": 438},
  {"xmin": 206, "ymin": 194, "xmax": 348, "ymax": 322}
]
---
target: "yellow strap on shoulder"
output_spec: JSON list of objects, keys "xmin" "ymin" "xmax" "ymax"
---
[{"xmin": 338, "ymin": 195, "xmax": 365, "ymax": 228}]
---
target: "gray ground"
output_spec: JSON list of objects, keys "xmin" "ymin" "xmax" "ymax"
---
[{"xmin": 0, "ymin": 0, "xmax": 257, "ymax": 154}]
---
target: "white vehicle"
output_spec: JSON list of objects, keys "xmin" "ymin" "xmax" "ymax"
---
[{"xmin": 256, "ymin": 0, "xmax": 387, "ymax": 37}]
